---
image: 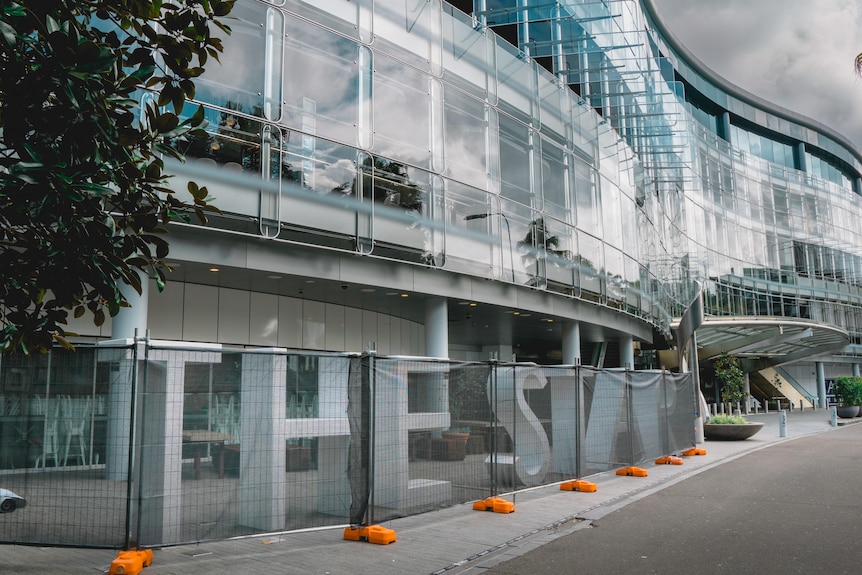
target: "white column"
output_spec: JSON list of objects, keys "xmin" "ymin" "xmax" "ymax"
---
[
  {"xmin": 111, "ymin": 272, "xmax": 149, "ymax": 340},
  {"xmin": 619, "ymin": 335, "xmax": 634, "ymax": 370},
  {"xmin": 854, "ymin": 364, "xmax": 861, "ymax": 377},
  {"xmin": 138, "ymin": 348, "xmax": 221, "ymax": 546},
  {"xmin": 424, "ymin": 296, "xmax": 448, "ymax": 359},
  {"xmin": 239, "ymin": 351, "xmax": 287, "ymax": 531},
  {"xmin": 317, "ymin": 355, "xmax": 352, "ymax": 516},
  {"xmin": 105, "ymin": 273, "xmax": 149, "ymax": 480},
  {"xmin": 743, "ymin": 372, "xmax": 751, "ymax": 414},
  {"xmin": 817, "ymin": 362, "xmax": 827, "ymax": 408},
  {"xmin": 562, "ymin": 320, "xmax": 581, "ymax": 365},
  {"xmin": 98, "ymin": 344, "xmax": 138, "ymax": 481}
]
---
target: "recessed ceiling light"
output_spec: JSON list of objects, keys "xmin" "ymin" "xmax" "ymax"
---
[
  {"xmin": 401, "ymin": 293, "xmax": 409, "ymax": 298},
  {"xmin": 305, "ymin": 280, "xmax": 315, "ymax": 284},
  {"xmin": 267, "ymin": 275, "xmax": 282, "ymax": 279},
  {"xmin": 520, "ymin": 313, "xmax": 531, "ymax": 317},
  {"xmin": 387, "ymin": 292, "xmax": 399, "ymax": 296},
  {"xmin": 361, "ymin": 288, "xmax": 376, "ymax": 293},
  {"xmin": 209, "ymin": 267, "xmax": 219, "ymax": 272},
  {"xmin": 469, "ymin": 302, "xmax": 477, "ymax": 307},
  {"xmin": 513, "ymin": 312, "xmax": 520, "ymax": 316}
]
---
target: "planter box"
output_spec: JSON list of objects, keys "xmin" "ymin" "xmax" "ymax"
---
[
  {"xmin": 704, "ymin": 422, "xmax": 764, "ymax": 441},
  {"xmin": 836, "ymin": 405, "xmax": 860, "ymax": 418}
]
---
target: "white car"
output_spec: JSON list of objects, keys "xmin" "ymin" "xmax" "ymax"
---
[{"xmin": 0, "ymin": 488, "xmax": 26, "ymax": 513}]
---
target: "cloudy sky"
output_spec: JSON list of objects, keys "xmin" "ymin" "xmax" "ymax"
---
[{"xmin": 650, "ymin": 0, "xmax": 862, "ymax": 150}]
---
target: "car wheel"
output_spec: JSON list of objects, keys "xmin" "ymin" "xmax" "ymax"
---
[{"xmin": 0, "ymin": 498, "xmax": 16, "ymax": 513}]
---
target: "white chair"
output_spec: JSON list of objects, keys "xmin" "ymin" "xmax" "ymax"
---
[
  {"xmin": 35, "ymin": 401, "xmax": 61, "ymax": 468},
  {"xmin": 61, "ymin": 397, "xmax": 91, "ymax": 466}
]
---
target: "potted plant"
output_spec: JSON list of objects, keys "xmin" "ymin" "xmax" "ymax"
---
[
  {"xmin": 830, "ymin": 376, "xmax": 862, "ymax": 418},
  {"xmin": 704, "ymin": 354, "xmax": 764, "ymax": 440}
]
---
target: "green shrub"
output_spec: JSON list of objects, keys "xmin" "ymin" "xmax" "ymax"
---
[
  {"xmin": 832, "ymin": 376, "xmax": 862, "ymax": 406},
  {"xmin": 708, "ymin": 414, "xmax": 749, "ymax": 424}
]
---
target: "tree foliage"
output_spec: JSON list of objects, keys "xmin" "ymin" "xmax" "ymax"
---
[
  {"xmin": 0, "ymin": 0, "xmax": 235, "ymax": 354},
  {"xmin": 713, "ymin": 353, "xmax": 746, "ymax": 406}
]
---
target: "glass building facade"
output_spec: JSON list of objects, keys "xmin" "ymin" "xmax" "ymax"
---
[{"xmin": 64, "ymin": 0, "xmax": 862, "ymax": 397}]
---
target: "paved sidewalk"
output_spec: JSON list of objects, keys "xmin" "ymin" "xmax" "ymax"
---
[{"xmin": 0, "ymin": 408, "xmax": 852, "ymax": 574}]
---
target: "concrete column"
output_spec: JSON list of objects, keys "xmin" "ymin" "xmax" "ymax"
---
[
  {"xmin": 424, "ymin": 296, "xmax": 449, "ymax": 359},
  {"xmin": 240, "ymin": 351, "xmax": 287, "ymax": 531},
  {"xmin": 619, "ymin": 335, "xmax": 634, "ymax": 370},
  {"xmin": 854, "ymin": 364, "xmax": 861, "ymax": 378},
  {"xmin": 743, "ymin": 372, "xmax": 751, "ymax": 415},
  {"xmin": 111, "ymin": 272, "xmax": 149, "ymax": 340},
  {"xmin": 105, "ymin": 272, "xmax": 149, "ymax": 481},
  {"xmin": 562, "ymin": 320, "xmax": 581, "ymax": 365},
  {"xmin": 98, "ymin": 344, "xmax": 138, "ymax": 482},
  {"xmin": 138, "ymin": 348, "xmax": 221, "ymax": 546},
  {"xmin": 316, "ymin": 355, "xmax": 353, "ymax": 516},
  {"xmin": 817, "ymin": 361, "xmax": 827, "ymax": 409}
]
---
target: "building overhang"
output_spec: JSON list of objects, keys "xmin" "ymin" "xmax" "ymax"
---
[{"xmin": 669, "ymin": 317, "xmax": 850, "ymax": 371}]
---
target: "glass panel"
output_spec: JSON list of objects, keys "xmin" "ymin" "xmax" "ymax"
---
[
  {"xmin": 284, "ymin": 0, "xmax": 361, "ymax": 40},
  {"xmin": 498, "ymin": 114, "xmax": 532, "ymax": 207},
  {"xmin": 442, "ymin": 5, "xmax": 491, "ymax": 100},
  {"xmin": 574, "ymin": 153, "xmax": 598, "ymax": 234},
  {"xmin": 444, "ymin": 88, "xmax": 488, "ymax": 191},
  {"xmin": 283, "ymin": 19, "xmax": 360, "ymax": 146},
  {"xmin": 195, "ymin": 1, "xmax": 267, "ymax": 116},
  {"xmin": 371, "ymin": 52, "xmax": 433, "ymax": 169},
  {"xmin": 540, "ymin": 140, "xmax": 569, "ymax": 217}
]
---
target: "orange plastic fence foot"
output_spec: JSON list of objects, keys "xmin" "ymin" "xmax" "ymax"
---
[
  {"xmin": 109, "ymin": 549, "xmax": 153, "ymax": 575},
  {"xmin": 616, "ymin": 466, "xmax": 648, "ymax": 477},
  {"xmin": 472, "ymin": 497, "xmax": 515, "ymax": 514},
  {"xmin": 560, "ymin": 479, "xmax": 597, "ymax": 492},
  {"xmin": 343, "ymin": 525, "xmax": 397, "ymax": 545},
  {"xmin": 682, "ymin": 447, "xmax": 707, "ymax": 456},
  {"xmin": 655, "ymin": 456, "xmax": 684, "ymax": 465}
]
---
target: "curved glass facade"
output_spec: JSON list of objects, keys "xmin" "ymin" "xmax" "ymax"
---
[{"xmin": 145, "ymin": 0, "xmax": 862, "ymax": 367}]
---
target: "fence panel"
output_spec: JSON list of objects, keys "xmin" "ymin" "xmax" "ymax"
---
[
  {"xmin": 541, "ymin": 365, "xmax": 581, "ymax": 481},
  {"xmin": 663, "ymin": 371, "xmax": 697, "ymax": 455},
  {"xmin": 0, "ymin": 347, "xmax": 695, "ymax": 548},
  {"xmin": 580, "ymin": 367, "xmax": 630, "ymax": 473},
  {"xmin": 0, "ymin": 346, "xmax": 134, "ymax": 547},
  {"xmin": 628, "ymin": 370, "xmax": 667, "ymax": 463},
  {"xmin": 366, "ymin": 357, "xmax": 492, "ymax": 525}
]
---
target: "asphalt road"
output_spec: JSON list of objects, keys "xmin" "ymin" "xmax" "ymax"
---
[{"xmin": 486, "ymin": 423, "xmax": 862, "ymax": 575}]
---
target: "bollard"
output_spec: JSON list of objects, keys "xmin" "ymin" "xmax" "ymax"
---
[
  {"xmin": 800, "ymin": 399, "xmax": 804, "ymax": 411},
  {"xmin": 779, "ymin": 410, "xmax": 787, "ymax": 438},
  {"xmin": 831, "ymin": 406, "xmax": 838, "ymax": 427},
  {"xmin": 764, "ymin": 401, "xmax": 769, "ymax": 414}
]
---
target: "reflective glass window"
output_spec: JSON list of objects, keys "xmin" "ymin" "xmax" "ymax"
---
[
  {"xmin": 442, "ymin": 6, "xmax": 491, "ymax": 100},
  {"xmin": 195, "ymin": 1, "xmax": 268, "ymax": 116},
  {"xmin": 371, "ymin": 52, "xmax": 432, "ymax": 170},
  {"xmin": 574, "ymin": 154, "xmax": 598, "ymax": 234},
  {"xmin": 540, "ymin": 139, "xmax": 568, "ymax": 217},
  {"xmin": 444, "ymin": 88, "xmax": 487, "ymax": 191},
  {"xmin": 284, "ymin": 0, "xmax": 364, "ymax": 41},
  {"xmin": 498, "ymin": 114, "xmax": 532, "ymax": 207},
  {"xmin": 282, "ymin": 131, "xmax": 357, "ymax": 197},
  {"xmin": 283, "ymin": 20, "xmax": 361, "ymax": 147}
]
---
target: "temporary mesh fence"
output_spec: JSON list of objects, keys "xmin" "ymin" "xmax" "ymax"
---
[{"xmin": 0, "ymin": 344, "xmax": 694, "ymax": 548}]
